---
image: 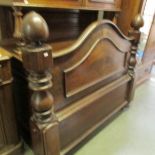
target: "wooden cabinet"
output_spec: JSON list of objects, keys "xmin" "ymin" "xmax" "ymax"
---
[
  {"xmin": 0, "ymin": 50, "xmax": 22, "ymax": 155},
  {"xmin": 0, "ymin": 0, "xmax": 121, "ymax": 10},
  {"xmin": 26, "ymin": 0, "xmax": 83, "ymax": 8},
  {"xmin": 84, "ymin": 0, "xmax": 121, "ymax": 11}
]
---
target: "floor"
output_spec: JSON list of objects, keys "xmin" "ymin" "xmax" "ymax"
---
[{"xmin": 24, "ymin": 77, "xmax": 155, "ymax": 155}]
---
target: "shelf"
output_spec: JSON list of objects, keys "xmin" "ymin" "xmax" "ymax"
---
[{"xmin": 0, "ymin": 0, "xmax": 121, "ymax": 12}]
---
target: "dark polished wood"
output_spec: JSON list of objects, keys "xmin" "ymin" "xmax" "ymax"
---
[
  {"xmin": 0, "ymin": 1, "xmax": 148, "ymax": 154},
  {"xmin": 22, "ymin": 12, "xmax": 60, "ymax": 155},
  {"xmin": 0, "ymin": 48, "xmax": 22, "ymax": 155},
  {"xmin": 0, "ymin": 7, "xmax": 14, "ymax": 40},
  {"xmin": 0, "ymin": 7, "xmax": 99, "ymax": 44},
  {"xmin": 12, "ymin": 11, "xmax": 143, "ymax": 155}
]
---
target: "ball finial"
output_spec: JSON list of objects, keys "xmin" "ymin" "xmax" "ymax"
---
[
  {"xmin": 131, "ymin": 14, "xmax": 144, "ymax": 30},
  {"xmin": 22, "ymin": 11, "xmax": 49, "ymax": 43}
]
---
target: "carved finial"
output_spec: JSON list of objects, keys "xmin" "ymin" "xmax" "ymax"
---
[
  {"xmin": 22, "ymin": 11, "xmax": 49, "ymax": 44},
  {"xmin": 131, "ymin": 14, "xmax": 144, "ymax": 30}
]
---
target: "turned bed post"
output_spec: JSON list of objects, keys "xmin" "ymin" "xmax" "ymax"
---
[
  {"xmin": 21, "ymin": 12, "xmax": 60, "ymax": 155},
  {"xmin": 128, "ymin": 14, "xmax": 144, "ymax": 101}
]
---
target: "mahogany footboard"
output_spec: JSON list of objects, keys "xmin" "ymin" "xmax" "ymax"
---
[{"xmin": 13, "ymin": 12, "xmax": 143, "ymax": 155}]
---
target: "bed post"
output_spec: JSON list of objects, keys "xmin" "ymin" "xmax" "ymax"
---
[
  {"xmin": 21, "ymin": 12, "xmax": 60, "ymax": 155},
  {"xmin": 128, "ymin": 14, "xmax": 144, "ymax": 102}
]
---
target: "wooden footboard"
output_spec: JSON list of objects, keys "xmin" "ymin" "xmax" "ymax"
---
[
  {"xmin": 19, "ymin": 12, "xmax": 143, "ymax": 155},
  {"xmin": 59, "ymin": 75, "xmax": 130, "ymax": 153}
]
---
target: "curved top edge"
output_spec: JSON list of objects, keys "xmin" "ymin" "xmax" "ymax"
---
[{"xmin": 53, "ymin": 20, "xmax": 132, "ymax": 58}]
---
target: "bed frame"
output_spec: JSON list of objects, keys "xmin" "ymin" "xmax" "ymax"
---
[{"xmin": 18, "ymin": 12, "xmax": 143, "ymax": 155}]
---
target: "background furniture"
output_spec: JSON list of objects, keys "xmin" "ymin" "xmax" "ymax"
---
[
  {"xmin": 0, "ymin": 48, "xmax": 22, "ymax": 155},
  {"xmin": 0, "ymin": 1, "xmax": 122, "ymax": 42}
]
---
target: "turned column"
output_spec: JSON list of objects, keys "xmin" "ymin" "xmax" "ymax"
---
[
  {"xmin": 13, "ymin": 7, "xmax": 23, "ymax": 40},
  {"xmin": 128, "ymin": 14, "xmax": 144, "ymax": 102},
  {"xmin": 21, "ymin": 12, "xmax": 60, "ymax": 155}
]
